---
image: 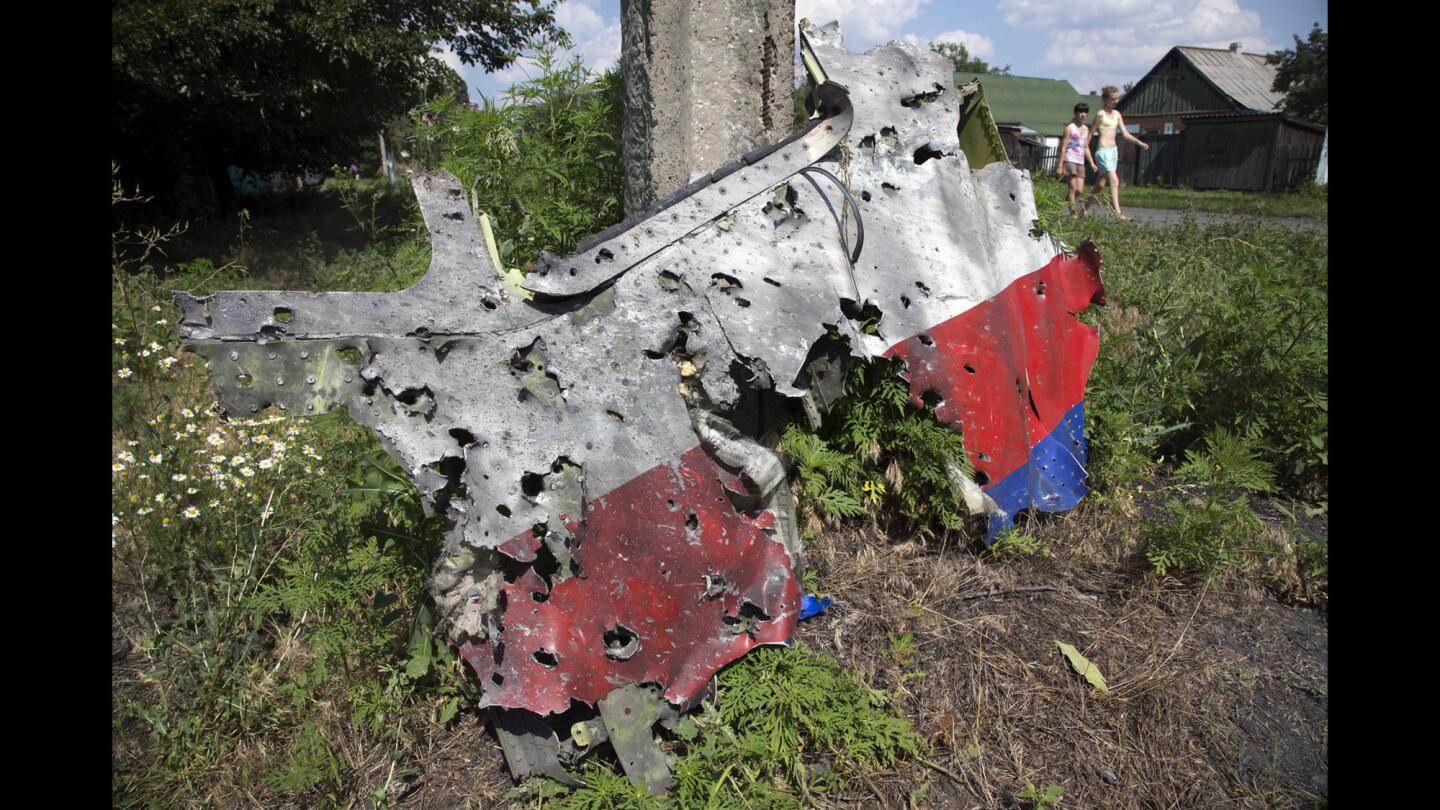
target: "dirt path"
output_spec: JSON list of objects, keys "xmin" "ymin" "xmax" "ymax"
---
[{"xmin": 1121, "ymin": 206, "xmax": 1327, "ymax": 233}]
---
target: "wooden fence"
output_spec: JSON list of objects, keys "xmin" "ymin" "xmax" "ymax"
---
[{"xmin": 1010, "ymin": 131, "xmax": 1321, "ymax": 191}]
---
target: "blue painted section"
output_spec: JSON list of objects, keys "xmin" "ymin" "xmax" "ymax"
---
[
  {"xmin": 985, "ymin": 401, "xmax": 1089, "ymax": 541},
  {"xmin": 798, "ymin": 595, "xmax": 833, "ymax": 621}
]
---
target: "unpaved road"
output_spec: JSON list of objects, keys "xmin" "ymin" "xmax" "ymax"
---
[{"xmin": 1122, "ymin": 206, "xmax": 1327, "ymax": 232}]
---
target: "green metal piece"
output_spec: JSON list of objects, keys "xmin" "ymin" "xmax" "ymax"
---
[
  {"xmin": 955, "ymin": 79, "xmax": 1010, "ymax": 171},
  {"xmin": 596, "ymin": 684, "xmax": 675, "ymax": 795}
]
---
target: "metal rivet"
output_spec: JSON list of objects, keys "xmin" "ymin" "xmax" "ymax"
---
[
  {"xmin": 305, "ymin": 375, "xmax": 315, "ymax": 385},
  {"xmin": 229, "ymin": 350, "xmax": 240, "ymax": 361},
  {"xmin": 299, "ymin": 349, "xmax": 309, "ymax": 359},
  {"xmin": 306, "ymin": 403, "xmax": 315, "ymax": 411},
  {"xmin": 277, "ymin": 402, "xmax": 287, "ymax": 410},
  {"xmin": 343, "ymin": 373, "xmax": 353, "ymax": 382},
  {"xmin": 276, "ymin": 377, "xmax": 285, "ymax": 386},
  {"xmin": 249, "ymin": 404, "xmax": 258, "ymax": 412},
  {"xmin": 267, "ymin": 351, "xmax": 277, "ymax": 360}
]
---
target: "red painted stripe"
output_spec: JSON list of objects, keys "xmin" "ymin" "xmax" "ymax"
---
[
  {"xmin": 884, "ymin": 245, "xmax": 1103, "ymax": 488},
  {"xmin": 461, "ymin": 444, "xmax": 800, "ymax": 716}
]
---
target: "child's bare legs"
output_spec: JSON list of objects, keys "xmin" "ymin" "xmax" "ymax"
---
[
  {"xmin": 1106, "ymin": 171, "xmax": 1126, "ymax": 218},
  {"xmin": 1066, "ymin": 175, "xmax": 1080, "ymax": 213},
  {"xmin": 1085, "ymin": 176, "xmax": 1107, "ymax": 213}
]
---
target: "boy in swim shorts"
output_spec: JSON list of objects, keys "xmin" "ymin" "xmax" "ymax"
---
[
  {"xmin": 1056, "ymin": 102, "xmax": 1096, "ymax": 215},
  {"xmin": 1086, "ymin": 86, "xmax": 1148, "ymax": 220}
]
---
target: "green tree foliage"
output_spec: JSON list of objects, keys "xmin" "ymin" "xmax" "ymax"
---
[
  {"xmin": 1266, "ymin": 24, "xmax": 1327, "ymax": 125},
  {"xmin": 932, "ymin": 41, "xmax": 1010, "ymax": 75},
  {"xmin": 438, "ymin": 48, "xmax": 625, "ymax": 268},
  {"xmin": 112, "ymin": 0, "xmax": 564, "ymax": 211}
]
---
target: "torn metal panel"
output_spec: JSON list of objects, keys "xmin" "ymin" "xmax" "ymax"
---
[{"xmin": 175, "ymin": 20, "xmax": 1104, "ymax": 790}]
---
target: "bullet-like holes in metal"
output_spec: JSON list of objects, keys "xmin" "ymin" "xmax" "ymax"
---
[
  {"xmin": 974, "ymin": 471, "xmax": 990, "ymax": 486},
  {"xmin": 236, "ymin": 373, "xmax": 253, "ymax": 388},
  {"xmin": 918, "ymin": 334, "xmax": 934, "ymax": 346},
  {"xmin": 491, "ymin": 672, "xmax": 505, "ymax": 686},
  {"xmin": 496, "ymin": 504, "xmax": 512, "ymax": 517},
  {"xmin": 521, "ymin": 472, "xmax": 545, "ymax": 498},
  {"xmin": 603, "ymin": 625, "xmax": 640, "ymax": 660},
  {"xmin": 763, "ymin": 277, "xmax": 781, "ymax": 287},
  {"xmin": 920, "ymin": 389, "xmax": 944, "ymax": 408},
  {"xmin": 273, "ymin": 307, "xmax": 294, "ymax": 323},
  {"xmin": 606, "ymin": 409, "xmax": 624, "ymax": 421},
  {"xmin": 711, "ymin": 272, "xmax": 742, "ymax": 291},
  {"xmin": 901, "ymin": 295, "xmax": 911, "ymax": 308},
  {"xmin": 734, "ymin": 297, "xmax": 751, "ymax": 308},
  {"xmin": 914, "ymin": 144, "xmax": 946, "ymax": 164},
  {"xmin": 450, "ymin": 428, "xmax": 477, "ymax": 446},
  {"xmin": 532, "ymin": 650, "xmax": 559, "ymax": 668},
  {"xmin": 861, "ymin": 190, "xmax": 872, "ymax": 202},
  {"xmin": 964, "ymin": 363, "xmax": 977, "ymax": 374},
  {"xmin": 685, "ymin": 513, "xmax": 700, "ymax": 533},
  {"xmin": 595, "ymin": 248, "xmax": 615, "ymax": 264}
]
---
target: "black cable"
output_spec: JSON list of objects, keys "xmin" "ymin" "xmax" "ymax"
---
[{"xmin": 797, "ymin": 166, "xmax": 865, "ymax": 264}]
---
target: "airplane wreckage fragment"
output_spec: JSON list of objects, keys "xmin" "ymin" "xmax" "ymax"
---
[{"xmin": 174, "ymin": 24, "xmax": 1105, "ymax": 792}]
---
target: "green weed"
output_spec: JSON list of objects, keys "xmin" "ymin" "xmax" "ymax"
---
[
  {"xmin": 1017, "ymin": 780, "xmax": 1065, "ymax": 809},
  {"xmin": 988, "ymin": 528, "xmax": 1048, "ymax": 559},
  {"xmin": 783, "ymin": 357, "xmax": 974, "ymax": 538},
  {"xmin": 556, "ymin": 644, "xmax": 922, "ymax": 809},
  {"xmin": 1143, "ymin": 427, "xmax": 1273, "ymax": 578},
  {"xmin": 1043, "ymin": 209, "xmax": 1327, "ymax": 501}
]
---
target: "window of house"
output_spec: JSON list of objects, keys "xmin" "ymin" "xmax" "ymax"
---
[{"xmin": 1163, "ymin": 122, "xmax": 1174, "ymax": 135}]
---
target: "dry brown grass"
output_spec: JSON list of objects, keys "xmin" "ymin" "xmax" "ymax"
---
[{"xmin": 787, "ymin": 506, "xmax": 1327, "ymax": 809}]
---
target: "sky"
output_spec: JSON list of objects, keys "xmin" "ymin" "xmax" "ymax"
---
[{"xmin": 440, "ymin": 0, "xmax": 1327, "ymax": 103}]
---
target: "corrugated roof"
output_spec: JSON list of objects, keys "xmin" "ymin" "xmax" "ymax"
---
[
  {"xmin": 953, "ymin": 72, "xmax": 1101, "ymax": 138},
  {"xmin": 1175, "ymin": 47, "xmax": 1284, "ymax": 113}
]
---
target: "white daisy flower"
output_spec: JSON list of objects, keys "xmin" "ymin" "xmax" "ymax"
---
[
  {"xmin": 117, "ymin": 368, "xmax": 133, "ymax": 379},
  {"xmin": 148, "ymin": 453, "xmax": 163, "ymax": 464},
  {"xmin": 182, "ymin": 506, "xmax": 200, "ymax": 519}
]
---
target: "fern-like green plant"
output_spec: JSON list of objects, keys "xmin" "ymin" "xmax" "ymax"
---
[
  {"xmin": 1145, "ymin": 427, "xmax": 1274, "ymax": 577},
  {"xmin": 782, "ymin": 357, "xmax": 973, "ymax": 535}
]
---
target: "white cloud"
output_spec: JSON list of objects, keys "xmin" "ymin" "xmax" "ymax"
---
[
  {"xmin": 999, "ymin": 0, "xmax": 1278, "ymax": 95},
  {"xmin": 796, "ymin": 0, "xmax": 932, "ymax": 47},
  {"xmin": 930, "ymin": 29, "xmax": 997, "ymax": 60},
  {"xmin": 557, "ymin": 0, "xmax": 607, "ymax": 39},
  {"xmin": 574, "ymin": 17, "xmax": 622, "ymax": 73}
]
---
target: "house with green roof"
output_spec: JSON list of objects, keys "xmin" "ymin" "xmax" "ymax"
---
[{"xmin": 952, "ymin": 72, "xmax": 1101, "ymax": 143}]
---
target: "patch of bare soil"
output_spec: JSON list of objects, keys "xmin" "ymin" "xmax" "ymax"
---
[{"xmin": 791, "ymin": 504, "xmax": 1327, "ymax": 809}]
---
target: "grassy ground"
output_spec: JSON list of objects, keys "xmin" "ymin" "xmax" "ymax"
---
[
  {"xmin": 113, "ymin": 161, "xmax": 1326, "ymax": 807},
  {"xmin": 1034, "ymin": 176, "xmax": 1328, "ymax": 219}
]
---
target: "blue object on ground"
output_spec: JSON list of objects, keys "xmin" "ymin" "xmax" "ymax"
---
[{"xmin": 798, "ymin": 595, "xmax": 833, "ymax": 621}]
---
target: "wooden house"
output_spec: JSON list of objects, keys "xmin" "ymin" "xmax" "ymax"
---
[{"xmin": 1118, "ymin": 44, "xmax": 1325, "ymax": 190}]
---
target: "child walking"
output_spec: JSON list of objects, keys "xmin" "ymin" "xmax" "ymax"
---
[
  {"xmin": 1057, "ymin": 102, "xmax": 1096, "ymax": 215},
  {"xmin": 1086, "ymin": 86, "xmax": 1148, "ymax": 220}
]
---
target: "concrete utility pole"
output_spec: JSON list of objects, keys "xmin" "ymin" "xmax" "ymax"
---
[{"xmin": 619, "ymin": 0, "xmax": 795, "ymax": 218}]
